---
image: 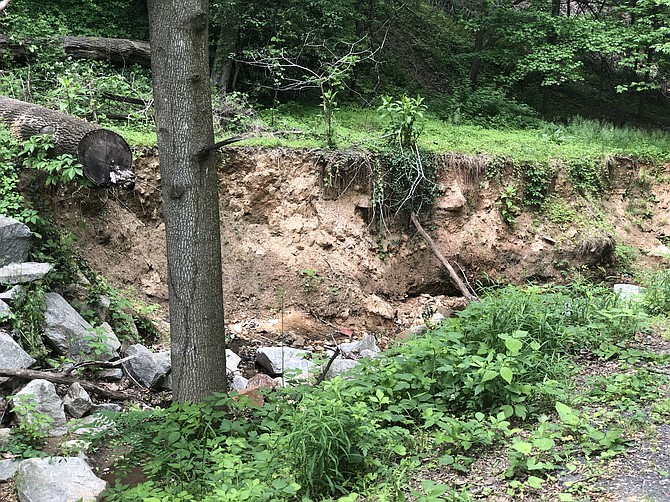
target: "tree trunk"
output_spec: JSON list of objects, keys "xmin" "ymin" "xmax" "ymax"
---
[
  {"xmin": 148, "ymin": 0, "xmax": 227, "ymax": 402},
  {"xmin": 210, "ymin": 21, "xmax": 238, "ymax": 90},
  {"xmin": 468, "ymin": 30, "xmax": 485, "ymax": 91},
  {"xmin": 0, "ymin": 35, "xmax": 151, "ymax": 67},
  {"xmin": 0, "ymin": 96, "xmax": 135, "ymax": 188}
]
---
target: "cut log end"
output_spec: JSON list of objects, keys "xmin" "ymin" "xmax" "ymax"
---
[{"xmin": 78, "ymin": 129, "xmax": 135, "ymax": 189}]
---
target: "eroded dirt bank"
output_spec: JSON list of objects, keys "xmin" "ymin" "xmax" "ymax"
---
[{"xmin": 45, "ymin": 148, "xmax": 670, "ymax": 339}]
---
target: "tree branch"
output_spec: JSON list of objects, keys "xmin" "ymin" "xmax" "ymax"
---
[{"xmin": 0, "ymin": 367, "xmax": 134, "ymax": 400}]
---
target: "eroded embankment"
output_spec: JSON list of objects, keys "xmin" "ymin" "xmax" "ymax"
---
[{"xmin": 44, "ymin": 147, "xmax": 670, "ymax": 336}]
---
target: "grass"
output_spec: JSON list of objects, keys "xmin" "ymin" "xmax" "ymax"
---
[{"xmin": 113, "ymin": 103, "xmax": 670, "ymax": 165}]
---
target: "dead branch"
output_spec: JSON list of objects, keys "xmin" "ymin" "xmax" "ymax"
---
[
  {"xmin": 410, "ymin": 213, "xmax": 478, "ymax": 302},
  {"xmin": 314, "ymin": 347, "xmax": 341, "ymax": 386},
  {"xmin": 0, "ymin": 367, "xmax": 133, "ymax": 401},
  {"xmin": 62, "ymin": 354, "xmax": 139, "ymax": 376}
]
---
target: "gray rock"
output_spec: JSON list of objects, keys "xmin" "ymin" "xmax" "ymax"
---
[
  {"xmin": 63, "ymin": 382, "xmax": 92, "ymax": 419},
  {"xmin": 0, "ymin": 428, "xmax": 10, "ymax": 448},
  {"xmin": 0, "ymin": 262, "xmax": 52, "ymax": 285},
  {"xmin": 0, "ymin": 298, "xmax": 10, "ymax": 317},
  {"xmin": 339, "ymin": 334, "xmax": 379, "ymax": 355},
  {"xmin": 98, "ymin": 322, "xmax": 121, "ymax": 354},
  {"xmin": 0, "ymin": 329, "xmax": 35, "ymax": 383},
  {"xmin": 0, "ymin": 458, "xmax": 18, "ymax": 481},
  {"xmin": 614, "ymin": 283, "xmax": 644, "ymax": 301},
  {"xmin": 95, "ymin": 295, "xmax": 112, "ymax": 323},
  {"xmin": 15, "ymin": 456, "xmax": 106, "ymax": 502},
  {"xmin": 13, "ymin": 379, "xmax": 67, "ymax": 437},
  {"xmin": 231, "ymin": 375, "xmax": 248, "ymax": 391},
  {"xmin": 90, "ymin": 403, "xmax": 123, "ymax": 414},
  {"xmin": 226, "ymin": 349, "xmax": 241, "ymax": 373},
  {"xmin": 123, "ymin": 344, "xmax": 169, "ymax": 389},
  {"xmin": 362, "ymin": 294, "xmax": 395, "ymax": 320},
  {"xmin": 0, "ymin": 284, "xmax": 24, "ymax": 300},
  {"xmin": 70, "ymin": 414, "xmax": 116, "ymax": 436},
  {"xmin": 43, "ymin": 293, "xmax": 114, "ymax": 362},
  {"xmin": 97, "ymin": 368, "xmax": 123, "ymax": 381},
  {"xmin": 0, "ymin": 216, "xmax": 31, "ymax": 267},
  {"xmin": 256, "ymin": 347, "xmax": 315, "ymax": 378},
  {"xmin": 326, "ymin": 358, "xmax": 359, "ymax": 379}
]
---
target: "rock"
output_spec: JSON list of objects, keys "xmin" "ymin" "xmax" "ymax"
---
[
  {"xmin": 339, "ymin": 334, "xmax": 380, "ymax": 355},
  {"xmin": 326, "ymin": 358, "xmax": 359, "ymax": 379},
  {"xmin": 362, "ymin": 294, "xmax": 396, "ymax": 320},
  {"xmin": 648, "ymin": 244, "xmax": 670, "ymax": 257},
  {"xmin": 15, "ymin": 456, "xmax": 106, "ymax": 502},
  {"xmin": 359, "ymin": 349, "xmax": 377, "ymax": 359},
  {"xmin": 95, "ymin": 295, "xmax": 112, "ymax": 323},
  {"xmin": 97, "ymin": 322, "xmax": 121, "ymax": 357},
  {"xmin": 0, "ymin": 262, "xmax": 52, "ymax": 285},
  {"xmin": 0, "ymin": 298, "xmax": 10, "ymax": 316},
  {"xmin": 13, "ymin": 379, "xmax": 67, "ymax": 436},
  {"xmin": 231, "ymin": 375, "xmax": 248, "ymax": 391},
  {"xmin": 97, "ymin": 368, "xmax": 123, "ymax": 381},
  {"xmin": 0, "ymin": 284, "xmax": 24, "ymax": 300},
  {"xmin": 0, "ymin": 428, "xmax": 10, "ymax": 448},
  {"xmin": 0, "ymin": 216, "xmax": 31, "ymax": 267},
  {"xmin": 256, "ymin": 347, "xmax": 316, "ymax": 378},
  {"xmin": 0, "ymin": 458, "xmax": 18, "ymax": 481},
  {"xmin": 123, "ymin": 344, "xmax": 170, "ymax": 389},
  {"xmin": 0, "ymin": 329, "xmax": 35, "ymax": 383},
  {"xmin": 614, "ymin": 283, "xmax": 644, "ymax": 301},
  {"xmin": 63, "ymin": 382, "xmax": 92, "ymax": 419},
  {"xmin": 70, "ymin": 414, "xmax": 116, "ymax": 436},
  {"xmin": 90, "ymin": 403, "xmax": 124, "ymax": 414},
  {"xmin": 43, "ymin": 293, "xmax": 115, "ymax": 362},
  {"xmin": 436, "ymin": 180, "xmax": 467, "ymax": 212},
  {"xmin": 394, "ymin": 324, "xmax": 428, "ymax": 342},
  {"xmin": 226, "ymin": 349, "xmax": 241, "ymax": 373},
  {"xmin": 246, "ymin": 373, "xmax": 278, "ymax": 390}
]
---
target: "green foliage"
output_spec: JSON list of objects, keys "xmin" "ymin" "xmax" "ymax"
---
[
  {"xmin": 567, "ymin": 158, "xmax": 609, "ymax": 194},
  {"xmin": 378, "ymin": 95, "xmax": 428, "ymax": 149},
  {"xmin": 456, "ymin": 87, "xmax": 541, "ymax": 129},
  {"xmin": 517, "ymin": 160, "xmax": 552, "ymax": 207},
  {"xmin": 9, "ymin": 393, "xmax": 54, "ymax": 455},
  {"xmin": 498, "ymin": 184, "xmax": 522, "ymax": 225},
  {"xmin": 545, "ymin": 197, "xmax": 578, "ymax": 225},
  {"xmin": 0, "ymin": 127, "xmax": 40, "ymax": 226},
  {"xmin": 299, "ymin": 269, "xmax": 322, "ymax": 294},
  {"xmin": 642, "ymin": 269, "xmax": 670, "ymax": 316},
  {"xmin": 19, "ymin": 135, "xmax": 85, "ymax": 186},
  {"xmin": 9, "ymin": 285, "xmax": 49, "ymax": 361}
]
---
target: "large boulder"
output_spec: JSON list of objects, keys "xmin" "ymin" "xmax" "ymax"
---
[
  {"xmin": 15, "ymin": 456, "xmax": 106, "ymax": 502},
  {"xmin": 0, "ymin": 216, "xmax": 31, "ymax": 267},
  {"xmin": 63, "ymin": 382, "xmax": 92, "ymax": 419},
  {"xmin": 0, "ymin": 262, "xmax": 52, "ymax": 285},
  {"xmin": 43, "ymin": 293, "xmax": 118, "ymax": 362},
  {"xmin": 0, "ymin": 329, "xmax": 35, "ymax": 383},
  {"xmin": 123, "ymin": 344, "xmax": 170, "ymax": 389},
  {"xmin": 13, "ymin": 379, "xmax": 67, "ymax": 437}
]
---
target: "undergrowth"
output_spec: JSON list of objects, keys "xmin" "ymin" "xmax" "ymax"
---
[{"xmin": 92, "ymin": 281, "xmax": 669, "ymax": 501}]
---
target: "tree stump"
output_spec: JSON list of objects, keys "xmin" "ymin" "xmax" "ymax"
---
[{"xmin": 0, "ymin": 96, "xmax": 135, "ymax": 189}]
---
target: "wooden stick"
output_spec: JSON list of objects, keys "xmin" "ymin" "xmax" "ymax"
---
[
  {"xmin": 0, "ymin": 367, "xmax": 133, "ymax": 401},
  {"xmin": 410, "ymin": 213, "xmax": 478, "ymax": 302}
]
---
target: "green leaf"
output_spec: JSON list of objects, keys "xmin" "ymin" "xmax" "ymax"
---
[
  {"xmin": 533, "ymin": 437, "xmax": 555, "ymax": 451},
  {"xmin": 504, "ymin": 337, "xmax": 523, "ymax": 354},
  {"xmin": 527, "ymin": 476, "xmax": 544, "ymax": 489},
  {"xmin": 512, "ymin": 441, "xmax": 532, "ymax": 454},
  {"xmin": 482, "ymin": 369, "xmax": 498, "ymax": 382},
  {"xmin": 500, "ymin": 366, "xmax": 513, "ymax": 383}
]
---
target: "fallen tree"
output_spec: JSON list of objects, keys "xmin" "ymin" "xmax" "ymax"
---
[
  {"xmin": 0, "ymin": 96, "xmax": 135, "ymax": 189},
  {"xmin": 0, "ymin": 35, "xmax": 151, "ymax": 67}
]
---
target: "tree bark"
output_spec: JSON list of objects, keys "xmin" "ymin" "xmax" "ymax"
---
[
  {"xmin": 148, "ymin": 0, "xmax": 227, "ymax": 402},
  {"xmin": 0, "ymin": 96, "xmax": 135, "ymax": 188},
  {"xmin": 0, "ymin": 35, "xmax": 151, "ymax": 67}
]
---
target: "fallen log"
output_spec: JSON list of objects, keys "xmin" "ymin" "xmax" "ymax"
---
[
  {"xmin": 411, "ymin": 213, "xmax": 478, "ymax": 302},
  {"xmin": 0, "ymin": 367, "xmax": 132, "ymax": 401},
  {"xmin": 0, "ymin": 35, "xmax": 151, "ymax": 67},
  {"xmin": 0, "ymin": 96, "xmax": 135, "ymax": 189}
]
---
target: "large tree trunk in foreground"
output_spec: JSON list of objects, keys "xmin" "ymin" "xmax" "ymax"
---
[
  {"xmin": 0, "ymin": 35, "xmax": 151, "ymax": 67},
  {"xmin": 0, "ymin": 96, "xmax": 135, "ymax": 188},
  {"xmin": 148, "ymin": 0, "xmax": 227, "ymax": 402}
]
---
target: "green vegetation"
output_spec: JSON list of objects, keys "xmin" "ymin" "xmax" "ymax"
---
[{"xmin": 79, "ymin": 281, "xmax": 670, "ymax": 500}]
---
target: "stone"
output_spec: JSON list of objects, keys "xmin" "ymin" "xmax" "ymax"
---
[
  {"xmin": 0, "ymin": 428, "xmax": 10, "ymax": 448},
  {"xmin": 63, "ymin": 382, "xmax": 92, "ymax": 419},
  {"xmin": 0, "ymin": 458, "xmax": 18, "ymax": 481},
  {"xmin": 0, "ymin": 262, "xmax": 52, "ymax": 285},
  {"xmin": 339, "ymin": 334, "xmax": 380, "ymax": 355},
  {"xmin": 70, "ymin": 414, "xmax": 116, "ymax": 436},
  {"xmin": 246, "ymin": 373, "xmax": 278, "ymax": 390},
  {"xmin": 256, "ymin": 347, "xmax": 316, "ymax": 378},
  {"xmin": 123, "ymin": 344, "xmax": 170, "ymax": 389},
  {"xmin": 13, "ymin": 379, "xmax": 67, "ymax": 436},
  {"xmin": 0, "ymin": 298, "xmax": 10, "ymax": 316},
  {"xmin": 15, "ymin": 456, "xmax": 106, "ymax": 502},
  {"xmin": 43, "ymin": 293, "xmax": 111, "ymax": 362},
  {"xmin": 0, "ymin": 284, "xmax": 23, "ymax": 300},
  {"xmin": 326, "ymin": 358, "xmax": 359, "ymax": 379},
  {"xmin": 362, "ymin": 294, "xmax": 396, "ymax": 320},
  {"xmin": 226, "ymin": 349, "xmax": 241, "ymax": 373},
  {"xmin": 0, "ymin": 216, "xmax": 31, "ymax": 267},
  {"xmin": 0, "ymin": 329, "xmax": 35, "ymax": 383},
  {"xmin": 90, "ymin": 403, "xmax": 124, "ymax": 414},
  {"xmin": 95, "ymin": 295, "xmax": 112, "ymax": 323},
  {"xmin": 96, "ymin": 322, "xmax": 121, "ymax": 359},
  {"xmin": 614, "ymin": 283, "xmax": 644, "ymax": 301},
  {"xmin": 436, "ymin": 180, "xmax": 467, "ymax": 212},
  {"xmin": 97, "ymin": 368, "xmax": 123, "ymax": 381},
  {"xmin": 231, "ymin": 375, "xmax": 248, "ymax": 391}
]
